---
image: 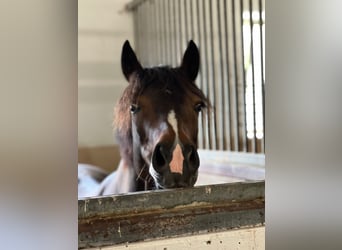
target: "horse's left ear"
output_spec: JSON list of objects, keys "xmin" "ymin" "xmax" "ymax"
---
[
  {"xmin": 180, "ymin": 40, "xmax": 200, "ymax": 81},
  {"xmin": 121, "ymin": 40, "xmax": 143, "ymax": 82}
]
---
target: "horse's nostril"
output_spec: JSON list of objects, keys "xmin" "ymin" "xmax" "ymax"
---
[
  {"xmin": 188, "ymin": 146, "xmax": 200, "ymax": 169},
  {"xmin": 153, "ymin": 144, "xmax": 166, "ymax": 170}
]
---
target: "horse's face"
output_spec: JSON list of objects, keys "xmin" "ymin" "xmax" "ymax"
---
[{"xmin": 120, "ymin": 40, "xmax": 207, "ymax": 189}]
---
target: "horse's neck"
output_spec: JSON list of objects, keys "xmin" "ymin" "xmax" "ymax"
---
[{"xmin": 118, "ymin": 131, "xmax": 155, "ymax": 192}]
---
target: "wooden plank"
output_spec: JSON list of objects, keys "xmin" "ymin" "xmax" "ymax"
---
[
  {"xmin": 85, "ymin": 226, "xmax": 265, "ymax": 250},
  {"xmin": 79, "ymin": 181, "xmax": 265, "ymax": 249}
]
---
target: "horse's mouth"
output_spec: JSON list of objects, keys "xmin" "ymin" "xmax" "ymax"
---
[
  {"xmin": 155, "ymin": 182, "xmax": 191, "ymax": 190},
  {"xmin": 155, "ymin": 184, "xmax": 189, "ymax": 191},
  {"xmin": 151, "ymin": 171, "xmax": 198, "ymax": 190}
]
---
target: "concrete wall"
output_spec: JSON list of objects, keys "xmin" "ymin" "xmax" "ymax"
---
[{"xmin": 78, "ymin": 0, "xmax": 134, "ymax": 147}]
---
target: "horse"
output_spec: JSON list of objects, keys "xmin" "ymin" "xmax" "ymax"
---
[{"xmin": 78, "ymin": 40, "xmax": 209, "ymax": 197}]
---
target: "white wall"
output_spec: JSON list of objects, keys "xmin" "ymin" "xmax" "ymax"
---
[{"xmin": 78, "ymin": 0, "xmax": 134, "ymax": 147}]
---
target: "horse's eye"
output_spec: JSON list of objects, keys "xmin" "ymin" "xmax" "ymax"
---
[
  {"xmin": 130, "ymin": 104, "xmax": 140, "ymax": 114},
  {"xmin": 194, "ymin": 102, "xmax": 205, "ymax": 113}
]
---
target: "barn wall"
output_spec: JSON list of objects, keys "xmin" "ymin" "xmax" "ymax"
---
[{"xmin": 78, "ymin": 0, "xmax": 134, "ymax": 147}]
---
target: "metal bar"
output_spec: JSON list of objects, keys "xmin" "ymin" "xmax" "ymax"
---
[
  {"xmin": 178, "ymin": 0, "xmax": 183, "ymax": 55},
  {"xmin": 79, "ymin": 181, "xmax": 265, "ymax": 248},
  {"xmin": 240, "ymin": 0, "xmax": 248, "ymax": 152},
  {"xmin": 190, "ymin": 0, "xmax": 194, "ymax": 40},
  {"xmin": 184, "ymin": 0, "xmax": 188, "ymax": 41},
  {"xmin": 249, "ymin": 0, "xmax": 256, "ymax": 152},
  {"xmin": 146, "ymin": 0, "xmax": 153, "ymax": 65},
  {"xmin": 223, "ymin": 0, "xmax": 232, "ymax": 151},
  {"xmin": 235, "ymin": 0, "xmax": 247, "ymax": 152},
  {"xmin": 159, "ymin": 0, "xmax": 164, "ymax": 64},
  {"xmin": 139, "ymin": 3, "xmax": 144, "ymax": 60},
  {"xmin": 259, "ymin": 0, "xmax": 265, "ymax": 153},
  {"xmin": 151, "ymin": 0, "xmax": 158, "ymax": 64},
  {"xmin": 217, "ymin": 0, "xmax": 227, "ymax": 150},
  {"xmin": 141, "ymin": 2, "xmax": 147, "ymax": 64},
  {"xmin": 132, "ymin": 8, "xmax": 139, "ymax": 58},
  {"xmin": 191, "ymin": 0, "xmax": 204, "ymax": 149},
  {"xmin": 196, "ymin": 0, "xmax": 207, "ymax": 149},
  {"xmin": 135, "ymin": 6, "xmax": 140, "ymax": 58},
  {"xmin": 155, "ymin": 0, "xmax": 162, "ymax": 63},
  {"xmin": 232, "ymin": 0, "xmax": 240, "ymax": 151},
  {"xmin": 202, "ymin": 0, "xmax": 212, "ymax": 149},
  {"xmin": 165, "ymin": 0, "xmax": 171, "ymax": 65},
  {"xmin": 170, "ymin": 1, "xmax": 179, "ymax": 66},
  {"xmin": 161, "ymin": 0, "xmax": 167, "ymax": 65},
  {"xmin": 209, "ymin": 0, "xmax": 218, "ymax": 149}
]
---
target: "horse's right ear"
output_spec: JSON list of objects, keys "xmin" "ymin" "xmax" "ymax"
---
[
  {"xmin": 121, "ymin": 40, "xmax": 143, "ymax": 82},
  {"xmin": 180, "ymin": 40, "xmax": 200, "ymax": 81}
]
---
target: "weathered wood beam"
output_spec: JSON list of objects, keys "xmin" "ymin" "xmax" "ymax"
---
[{"xmin": 79, "ymin": 181, "xmax": 265, "ymax": 249}]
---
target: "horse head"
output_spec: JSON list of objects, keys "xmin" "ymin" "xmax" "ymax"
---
[{"xmin": 116, "ymin": 40, "xmax": 208, "ymax": 190}]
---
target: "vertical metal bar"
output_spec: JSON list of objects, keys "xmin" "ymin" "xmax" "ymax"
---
[
  {"xmin": 209, "ymin": 0, "xmax": 218, "ymax": 149},
  {"xmin": 148, "ymin": 1, "xmax": 153, "ymax": 65},
  {"xmin": 190, "ymin": 0, "xmax": 194, "ymax": 40},
  {"xmin": 133, "ymin": 8, "xmax": 139, "ymax": 58},
  {"xmin": 142, "ymin": 2, "xmax": 147, "ymax": 65},
  {"xmin": 150, "ymin": 0, "xmax": 155, "ymax": 65},
  {"xmin": 162, "ymin": 0, "xmax": 167, "ymax": 65},
  {"xmin": 145, "ymin": 1, "xmax": 150, "ymax": 65},
  {"xmin": 148, "ymin": 0, "xmax": 154, "ymax": 65},
  {"xmin": 240, "ymin": 0, "xmax": 248, "ymax": 152},
  {"xmin": 137, "ymin": 4, "xmax": 143, "ymax": 59},
  {"xmin": 223, "ymin": 0, "xmax": 232, "ymax": 151},
  {"xmin": 202, "ymin": 0, "xmax": 212, "ymax": 149},
  {"xmin": 249, "ymin": 0, "xmax": 256, "ymax": 153},
  {"xmin": 196, "ymin": 0, "xmax": 207, "ymax": 149},
  {"xmin": 172, "ymin": 0, "xmax": 178, "ymax": 66},
  {"xmin": 156, "ymin": 0, "xmax": 163, "ymax": 63},
  {"xmin": 259, "ymin": 0, "xmax": 265, "ymax": 153},
  {"xmin": 165, "ymin": 0, "xmax": 171, "ymax": 65},
  {"xmin": 234, "ymin": 0, "xmax": 247, "ymax": 152},
  {"xmin": 184, "ymin": 0, "xmax": 188, "ymax": 41},
  {"xmin": 231, "ymin": 0, "xmax": 239, "ymax": 151},
  {"xmin": 166, "ymin": 0, "xmax": 170, "ymax": 65},
  {"xmin": 154, "ymin": 0, "xmax": 159, "ymax": 63},
  {"xmin": 190, "ymin": 0, "xmax": 204, "ymax": 148},
  {"xmin": 152, "ymin": 0, "xmax": 159, "ymax": 63},
  {"xmin": 178, "ymin": 0, "xmax": 183, "ymax": 55},
  {"xmin": 217, "ymin": 0, "xmax": 227, "ymax": 150}
]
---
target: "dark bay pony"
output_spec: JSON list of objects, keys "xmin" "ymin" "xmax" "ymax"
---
[{"xmin": 79, "ymin": 40, "xmax": 208, "ymax": 196}]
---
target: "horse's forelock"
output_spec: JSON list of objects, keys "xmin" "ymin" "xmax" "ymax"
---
[{"xmin": 113, "ymin": 74, "xmax": 141, "ymax": 135}]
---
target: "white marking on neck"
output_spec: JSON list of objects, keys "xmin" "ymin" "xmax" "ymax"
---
[{"xmin": 167, "ymin": 110, "xmax": 184, "ymax": 174}]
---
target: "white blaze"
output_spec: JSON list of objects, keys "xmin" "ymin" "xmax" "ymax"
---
[{"xmin": 167, "ymin": 110, "xmax": 184, "ymax": 174}]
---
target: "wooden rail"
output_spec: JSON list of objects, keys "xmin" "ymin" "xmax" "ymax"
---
[{"xmin": 79, "ymin": 181, "xmax": 265, "ymax": 249}]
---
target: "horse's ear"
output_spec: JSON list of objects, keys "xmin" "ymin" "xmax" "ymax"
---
[
  {"xmin": 180, "ymin": 40, "xmax": 200, "ymax": 81},
  {"xmin": 121, "ymin": 40, "xmax": 143, "ymax": 82}
]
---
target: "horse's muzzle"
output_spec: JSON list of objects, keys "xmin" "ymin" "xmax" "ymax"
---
[{"xmin": 151, "ymin": 143, "xmax": 200, "ymax": 188}]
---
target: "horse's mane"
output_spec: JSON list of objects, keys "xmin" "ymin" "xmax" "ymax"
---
[{"xmin": 113, "ymin": 66, "xmax": 209, "ymax": 161}]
